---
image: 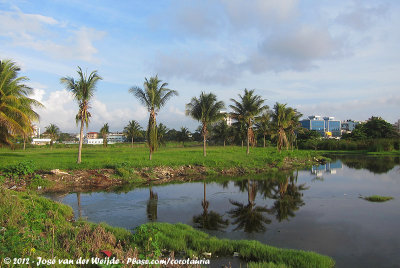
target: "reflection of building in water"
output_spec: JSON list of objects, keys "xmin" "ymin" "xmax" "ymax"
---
[{"xmin": 311, "ymin": 161, "xmax": 343, "ymax": 176}]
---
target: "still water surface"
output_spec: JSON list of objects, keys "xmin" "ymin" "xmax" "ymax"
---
[{"xmin": 47, "ymin": 155, "xmax": 400, "ymax": 268}]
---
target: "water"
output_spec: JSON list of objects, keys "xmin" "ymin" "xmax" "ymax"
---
[{"xmin": 47, "ymin": 155, "xmax": 400, "ymax": 268}]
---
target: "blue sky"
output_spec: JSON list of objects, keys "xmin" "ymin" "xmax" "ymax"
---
[{"xmin": 1, "ymin": 0, "xmax": 399, "ymax": 133}]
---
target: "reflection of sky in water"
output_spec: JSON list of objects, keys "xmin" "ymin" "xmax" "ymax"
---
[{"xmin": 47, "ymin": 156, "xmax": 400, "ymax": 268}]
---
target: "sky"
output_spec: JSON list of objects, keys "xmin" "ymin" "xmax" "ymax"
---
[{"xmin": 1, "ymin": 0, "xmax": 399, "ymax": 133}]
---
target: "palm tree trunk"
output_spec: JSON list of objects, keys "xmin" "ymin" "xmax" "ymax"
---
[
  {"xmin": 203, "ymin": 133, "xmax": 207, "ymax": 157},
  {"xmin": 263, "ymin": 135, "xmax": 266, "ymax": 148},
  {"xmin": 247, "ymin": 127, "xmax": 250, "ymax": 155},
  {"xmin": 23, "ymin": 135, "xmax": 26, "ymax": 150},
  {"xmin": 224, "ymin": 140, "xmax": 226, "ymax": 147},
  {"xmin": 241, "ymin": 140, "xmax": 244, "ymax": 148},
  {"xmin": 131, "ymin": 137, "xmax": 134, "ymax": 148},
  {"xmin": 149, "ymin": 149, "xmax": 152, "ymax": 160},
  {"xmin": 77, "ymin": 119, "xmax": 84, "ymax": 163}
]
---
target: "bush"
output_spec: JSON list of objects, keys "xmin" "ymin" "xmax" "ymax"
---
[{"xmin": 2, "ymin": 161, "xmax": 36, "ymax": 178}]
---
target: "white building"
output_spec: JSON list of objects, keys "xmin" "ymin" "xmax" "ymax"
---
[
  {"xmin": 32, "ymin": 138, "xmax": 51, "ymax": 145},
  {"xmin": 220, "ymin": 111, "xmax": 233, "ymax": 126},
  {"xmin": 107, "ymin": 132, "xmax": 126, "ymax": 143},
  {"xmin": 31, "ymin": 124, "xmax": 40, "ymax": 138},
  {"xmin": 83, "ymin": 138, "xmax": 103, "ymax": 145}
]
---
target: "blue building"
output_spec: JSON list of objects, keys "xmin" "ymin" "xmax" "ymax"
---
[
  {"xmin": 300, "ymin": 115, "xmax": 341, "ymax": 137},
  {"xmin": 341, "ymin": 120, "xmax": 361, "ymax": 133}
]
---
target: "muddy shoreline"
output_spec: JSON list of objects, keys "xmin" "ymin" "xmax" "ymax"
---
[{"xmin": 3, "ymin": 157, "xmax": 325, "ymax": 193}]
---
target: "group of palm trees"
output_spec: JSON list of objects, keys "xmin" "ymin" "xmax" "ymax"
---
[{"xmin": 1, "ymin": 61, "xmax": 302, "ymax": 163}]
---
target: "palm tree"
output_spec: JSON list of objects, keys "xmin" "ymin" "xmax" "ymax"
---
[
  {"xmin": 287, "ymin": 109, "xmax": 302, "ymax": 150},
  {"xmin": 123, "ymin": 120, "xmax": 143, "ymax": 148},
  {"xmin": 44, "ymin": 123, "xmax": 60, "ymax": 149},
  {"xmin": 230, "ymin": 89, "xmax": 268, "ymax": 155},
  {"xmin": 0, "ymin": 59, "xmax": 43, "ymax": 146},
  {"xmin": 185, "ymin": 92, "xmax": 225, "ymax": 156},
  {"xmin": 177, "ymin": 127, "xmax": 190, "ymax": 146},
  {"xmin": 129, "ymin": 76, "xmax": 177, "ymax": 160},
  {"xmin": 255, "ymin": 111, "xmax": 271, "ymax": 148},
  {"xmin": 147, "ymin": 185, "xmax": 158, "ymax": 221},
  {"xmin": 99, "ymin": 123, "xmax": 109, "ymax": 147},
  {"xmin": 60, "ymin": 67, "xmax": 102, "ymax": 163},
  {"xmin": 271, "ymin": 103, "xmax": 293, "ymax": 152},
  {"xmin": 157, "ymin": 123, "xmax": 168, "ymax": 147},
  {"xmin": 233, "ymin": 119, "xmax": 247, "ymax": 148}
]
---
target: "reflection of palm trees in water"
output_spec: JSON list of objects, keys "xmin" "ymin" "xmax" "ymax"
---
[
  {"xmin": 77, "ymin": 192, "xmax": 82, "ymax": 219},
  {"xmin": 147, "ymin": 185, "xmax": 158, "ymax": 221},
  {"xmin": 270, "ymin": 171, "xmax": 308, "ymax": 222},
  {"xmin": 228, "ymin": 179, "xmax": 271, "ymax": 233},
  {"xmin": 193, "ymin": 181, "xmax": 229, "ymax": 230}
]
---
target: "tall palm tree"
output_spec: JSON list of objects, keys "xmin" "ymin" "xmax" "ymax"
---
[
  {"xmin": 271, "ymin": 103, "xmax": 293, "ymax": 152},
  {"xmin": 0, "ymin": 59, "xmax": 43, "ymax": 146},
  {"xmin": 129, "ymin": 76, "xmax": 177, "ymax": 160},
  {"xmin": 123, "ymin": 120, "xmax": 143, "ymax": 148},
  {"xmin": 185, "ymin": 92, "xmax": 225, "ymax": 156},
  {"xmin": 44, "ymin": 123, "xmax": 60, "ymax": 149},
  {"xmin": 99, "ymin": 123, "xmax": 109, "ymax": 147},
  {"xmin": 287, "ymin": 109, "xmax": 302, "ymax": 150},
  {"xmin": 230, "ymin": 89, "xmax": 268, "ymax": 155},
  {"xmin": 60, "ymin": 67, "xmax": 102, "ymax": 163},
  {"xmin": 177, "ymin": 127, "xmax": 190, "ymax": 147},
  {"xmin": 233, "ymin": 119, "xmax": 247, "ymax": 148},
  {"xmin": 255, "ymin": 111, "xmax": 271, "ymax": 148}
]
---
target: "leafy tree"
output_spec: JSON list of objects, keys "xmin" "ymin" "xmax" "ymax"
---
[
  {"xmin": 186, "ymin": 92, "xmax": 225, "ymax": 156},
  {"xmin": 123, "ymin": 120, "xmax": 143, "ymax": 147},
  {"xmin": 99, "ymin": 123, "xmax": 109, "ymax": 147},
  {"xmin": 44, "ymin": 123, "xmax": 60, "ymax": 148},
  {"xmin": 286, "ymin": 108, "xmax": 302, "ymax": 150},
  {"xmin": 130, "ymin": 76, "xmax": 177, "ymax": 160},
  {"xmin": 255, "ymin": 111, "xmax": 271, "ymax": 148},
  {"xmin": 177, "ymin": 127, "xmax": 190, "ymax": 146},
  {"xmin": 60, "ymin": 67, "xmax": 102, "ymax": 163},
  {"xmin": 346, "ymin": 117, "xmax": 399, "ymax": 140},
  {"xmin": 230, "ymin": 89, "xmax": 268, "ymax": 155},
  {"xmin": 232, "ymin": 119, "xmax": 247, "ymax": 147},
  {"xmin": 0, "ymin": 59, "xmax": 43, "ymax": 146}
]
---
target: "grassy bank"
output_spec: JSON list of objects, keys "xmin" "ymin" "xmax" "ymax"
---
[
  {"xmin": 0, "ymin": 145, "xmax": 321, "ymax": 171},
  {"xmin": 0, "ymin": 188, "xmax": 334, "ymax": 267}
]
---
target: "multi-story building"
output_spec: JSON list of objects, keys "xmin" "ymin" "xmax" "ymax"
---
[
  {"xmin": 31, "ymin": 124, "xmax": 40, "ymax": 138},
  {"xmin": 300, "ymin": 115, "xmax": 341, "ymax": 137},
  {"xmin": 341, "ymin": 119, "xmax": 361, "ymax": 133},
  {"xmin": 220, "ymin": 111, "xmax": 232, "ymax": 126},
  {"xmin": 86, "ymin": 132, "xmax": 99, "ymax": 139},
  {"xmin": 107, "ymin": 132, "xmax": 126, "ymax": 143}
]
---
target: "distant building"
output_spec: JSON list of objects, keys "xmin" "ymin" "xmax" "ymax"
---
[
  {"xmin": 86, "ymin": 132, "xmax": 99, "ymax": 139},
  {"xmin": 84, "ymin": 138, "xmax": 103, "ymax": 145},
  {"xmin": 220, "ymin": 111, "xmax": 232, "ymax": 126},
  {"xmin": 300, "ymin": 115, "xmax": 341, "ymax": 137},
  {"xmin": 341, "ymin": 119, "xmax": 362, "ymax": 133},
  {"xmin": 311, "ymin": 160, "xmax": 343, "ymax": 176},
  {"xmin": 32, "ymin": 138, "xmax": 51, "ymax": 145},
  {"xmin": 107, "ymin": 132, "xmax": 126, "ymax": 143}
]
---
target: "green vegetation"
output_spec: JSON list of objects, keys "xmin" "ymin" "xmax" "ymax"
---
[
  {"xmin": 0, "ymin": 145, "xmax": 321, "ymax": 172},
  {"xmin": 362, "ymin": 195, "xmax": 394, "ymax": 202},
  {"xmin": 134, "ymin": 222, "xmax": 334, "ymax": 268},
  {"xmin": 43, "ymin": 123, "xmax": 60, "ymax": 149},
  {"xmin": 123, "ymin": 120, "xmax": 143, "ymax": 147},
  {"xmin": 0, "ymin": 59, "xmax": 43, "ymax": 146},
  {"xmin": 99, "ymin": 122, "xmax": 109, "ymax": 147},
  {"xmin": 0, "ymin": 188, "xmax": 334, "ymax": 267}
]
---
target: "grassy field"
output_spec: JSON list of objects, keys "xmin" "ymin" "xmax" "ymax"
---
[
  {"xmin": 0, "ymin": 143, "xmax": 320, "ymax": 171},
  {"xmin": 0, "ymin": 188, "xmax": 335, "ymax": 268}
]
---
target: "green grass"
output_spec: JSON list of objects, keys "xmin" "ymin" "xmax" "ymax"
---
[
  {"xmin": 0, "ymin": 144, "xmax": 320, "ymax": 171},
  {"xmin": 0, "ymin": 187, "xmax": 334, "ymax": 267},
  {"xmin": 363, "ymin": 195, "xmax": 394, "ymax": 202},
  {"xmin": 134, "ymin": 222, "xmax": 335, "ymax": 268}
]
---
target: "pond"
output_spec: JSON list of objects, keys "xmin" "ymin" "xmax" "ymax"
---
[{"xmin": 47, "ymin": 155, "xmax": 400, "ymax": 268}]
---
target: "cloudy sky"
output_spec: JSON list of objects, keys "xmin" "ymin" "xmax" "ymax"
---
[{"xmin": 1, "ymin": 0, "xmax": 399, "ymax": 133}]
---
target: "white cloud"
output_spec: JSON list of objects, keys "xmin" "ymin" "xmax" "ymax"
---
[{"xmin": 0, "ymin": 9, "xmax": 105, "ymax": 63}]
